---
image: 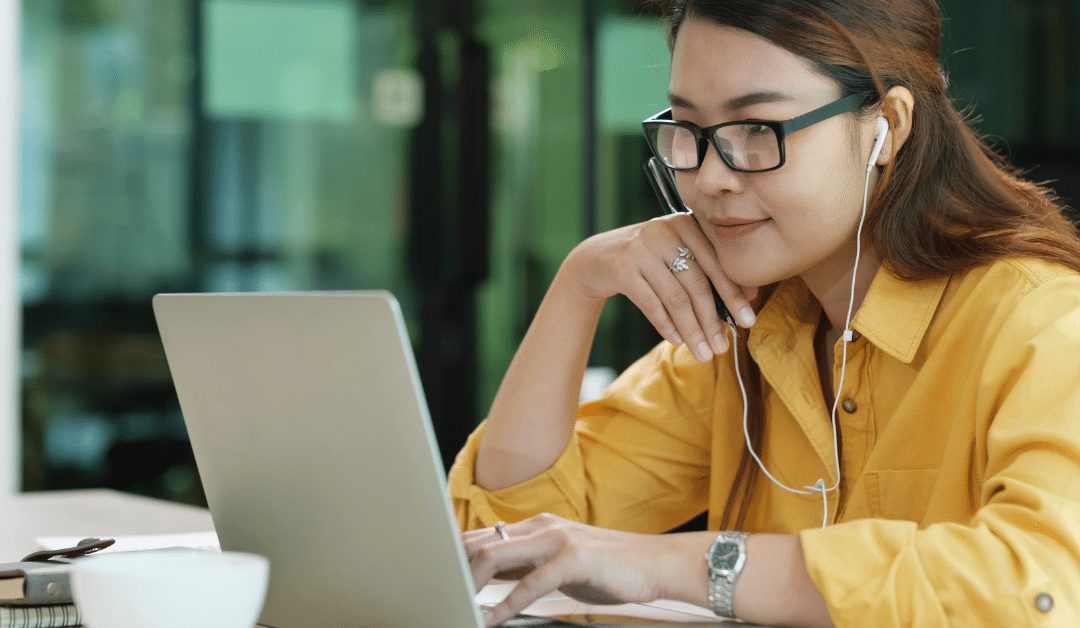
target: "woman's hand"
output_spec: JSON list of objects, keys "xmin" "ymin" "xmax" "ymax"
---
[
  {"xmin": 463, "ymin": 514, "xmax": 675, "ymax": 626},
  {"xmin": 465, "ymin": 518, "xmax": 836, "ymax": 628},
  {"xmin": 562, "ymin": 212, "xmax": 757, "ymax": 362}
]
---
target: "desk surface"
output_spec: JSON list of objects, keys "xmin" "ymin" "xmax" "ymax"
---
[
  {"xmin": 1, "ymin": 490, "xmax": 734, "ymax": 627},
  {"xmin": 0, "ymin": 489, "xmax": 215, "ymax": 560}
]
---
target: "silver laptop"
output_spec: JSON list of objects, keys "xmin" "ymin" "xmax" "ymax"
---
[{"xmin": 152, "ymin": 291, "xmax": 487, "ymax": 628}]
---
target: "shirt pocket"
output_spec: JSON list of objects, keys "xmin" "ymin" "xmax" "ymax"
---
[{"xmin": 864, "ymin": 469, "xmax": 940, "ymax": 521}]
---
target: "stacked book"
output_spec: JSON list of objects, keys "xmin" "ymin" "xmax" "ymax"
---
[
  {"xmin": 1, "ymin": 538, "xmax": 114, "ymax": 628},
  {"xmin": 0, "ymin": 562, "xmax": 80, "ymax": 628}
]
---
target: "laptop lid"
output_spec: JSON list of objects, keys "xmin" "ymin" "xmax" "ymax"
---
[{"xmin": 152, "ymin": 291, "xmax": 483, "ymax": 628}]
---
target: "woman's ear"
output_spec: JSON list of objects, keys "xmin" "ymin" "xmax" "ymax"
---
[{"xmin": 876, "ymin": 85, "xmax": 915, "ymax": 165}]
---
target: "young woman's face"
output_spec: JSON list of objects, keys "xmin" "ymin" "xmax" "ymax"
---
[{"xmin": 669, "ymin": 18, "xmax": 879, "ymax": 290}]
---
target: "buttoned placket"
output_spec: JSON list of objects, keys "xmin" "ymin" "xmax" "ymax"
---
[
  {"xmin": 750, "ymin": 322, "xmax": 846, "ymax": 526},
  {"xmin": 829, "ymin": 331, "xmax": 876, "ymax": 520}
]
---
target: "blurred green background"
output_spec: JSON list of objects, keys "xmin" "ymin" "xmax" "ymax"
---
[{"xmin": 17, "ymin": 0, "xmax": 1080, "ymax": 506}]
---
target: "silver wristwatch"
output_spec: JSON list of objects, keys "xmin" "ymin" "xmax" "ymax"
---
[{"xmin": 706, "ymin": 530, "xmax": 750, "ymax": 619}]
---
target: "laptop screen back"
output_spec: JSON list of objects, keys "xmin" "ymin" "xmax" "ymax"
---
[{"xmin": 153, "ymin": 292, "xmax": 483, "ymax": 628}]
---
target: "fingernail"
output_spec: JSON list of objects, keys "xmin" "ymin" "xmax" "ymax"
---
[
  {"xmin": 712, "ymin": 333, "xmax": 727, "ymax": 354},
  {"xmin": 740, "ymin": 306, "xmax": 757, "ymax": 327},
  {"xmin": 671, "ymin": 332, "xmax": 684, "ymax": 346},
  {"xmin": 696, "ymin": 341, "xmax": 713, "ymax": 362}
]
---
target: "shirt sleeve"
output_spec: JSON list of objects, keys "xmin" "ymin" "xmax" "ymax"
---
[
  {"xmin": 448, "ymin": 341, "xmax": 717, "ymax": 533},
  {"xmin": 800, "ymin": 273, "xmax": 1080, "ymax": 628}
]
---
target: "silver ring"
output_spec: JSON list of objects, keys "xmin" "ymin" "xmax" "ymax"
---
[
  {"xmin": 494, "ymin": 521, "xmax": 510, "ymax": 541},
  {"xmin": 669, "ymin": 257, "xmax": 690, "ymax": 273},
  {"xmin": 677, "ymin": 247, "xmax": 695, "ymax": 260}
]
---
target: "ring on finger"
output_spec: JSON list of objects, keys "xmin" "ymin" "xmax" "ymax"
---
[
  {"xmin": 669, "ymin": 257, "xmax": 690, "ymax": 273},
  {"xmin": 494, "ymin": 520, "xmax": 510, "ymax": 541}
]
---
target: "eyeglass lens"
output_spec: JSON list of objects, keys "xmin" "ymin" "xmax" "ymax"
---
[{"xmin": 651, "ymin": 123, "xmax": 781, "ymax": 172}]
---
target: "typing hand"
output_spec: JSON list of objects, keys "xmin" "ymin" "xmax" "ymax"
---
[{"xmin": 462, "ymin": 514, "xmax": 668, "ymax": 627}]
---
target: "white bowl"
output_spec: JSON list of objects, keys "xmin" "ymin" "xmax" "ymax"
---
[{"xmin": 71, "ymin": 549, "xmax": 269, "ymax": 628}]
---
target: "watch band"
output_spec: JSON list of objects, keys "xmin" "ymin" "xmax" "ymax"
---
[{"xmin": 706, "ymin": 531, "xmax": 750, "ymax": 619}]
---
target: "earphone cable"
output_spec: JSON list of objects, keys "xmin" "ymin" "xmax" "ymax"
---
[{"xmin": 729, "ymin": 138, "xmax": 877, "ymax": 528}]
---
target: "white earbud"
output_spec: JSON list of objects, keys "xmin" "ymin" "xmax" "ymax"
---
[{"xmin": 867, "ymin": 116, "xmax": 889, "ymax": 171}]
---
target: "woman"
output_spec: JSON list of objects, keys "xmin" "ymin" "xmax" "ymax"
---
[{"xmin": 448, "ymin": 1, "xmax": 1080, "ymax": 627}]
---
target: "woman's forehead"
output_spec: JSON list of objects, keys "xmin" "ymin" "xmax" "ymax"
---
[{"xmin": 668, "ymin": 18, "xmax": 837, "ymax": 115}]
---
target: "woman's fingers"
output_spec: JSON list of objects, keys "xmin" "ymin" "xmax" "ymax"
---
[
  {"xmin": 466, "ymin": 524, "xmax": 561, "ymax": 599},
  {"xmin": 463, "ymin": 516, "xmax": 665, "ymax": 626},
  {"xmin": 623, "ymin": 273, "xmax": 686, "ymax": 348},
  {"xmin": 487, "ymin": 553, "xmax": 580, "ymax": 626},
  {"xmin": 679, "ymin": 214, "xmax": 758, "ymax": 328},
  {"xmin": 639, "ymin": 215, "xmax": 757, "ymax": 358},
  {"xmin": 563, "ymin": 212, "xmax": 757, "ymax": 361},
  {"xmin": 637, "ymin": 257, "xmax": 728, "ymax": 362},
  {"xmin": 468, "ymin": 527, "xmax": 603, "ymax": 626},
  {"xmin": 462, "ymin": 522, "xmax": 510, "ymax": 545},
  {"xmin": 464, "ymin": 518, "xmax": 544, "ymax": 590}
]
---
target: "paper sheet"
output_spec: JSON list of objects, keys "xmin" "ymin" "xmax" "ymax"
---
[{"xmin": 477, "ymin": 582, "xmax": 722, "ymax": 624}]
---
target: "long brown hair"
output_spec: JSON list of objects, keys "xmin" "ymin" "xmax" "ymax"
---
[{"xmin": 661, "ymin": 0, "xmax": 1080, "ymax": 529}]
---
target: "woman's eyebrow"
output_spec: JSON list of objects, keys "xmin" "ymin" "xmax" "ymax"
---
[
  {"xmin": 667, "ymin": 92, "xmax": 699, "ymax": 112},
  {"xmin": 667, "ymin": 90, "xmax": 793, "ymax": 113}
]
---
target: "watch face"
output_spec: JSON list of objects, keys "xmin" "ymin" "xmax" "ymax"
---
[{"xmin": 713, "ymin": 541, "xmax": 740, "ymax": 571}]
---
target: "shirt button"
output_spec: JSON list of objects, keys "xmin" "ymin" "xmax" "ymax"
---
[
  {"xmin": 841, "ymin": 398, "xmax": 858, "ymax": 413},
  {"xmin": 1035, "ymin": 593, "xmax": 1053, "ymax": 613}
]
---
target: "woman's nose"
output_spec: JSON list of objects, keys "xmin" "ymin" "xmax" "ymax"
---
[{"xmin": 695, "ymin": 143, "xmax": 744, "ymax": 197}]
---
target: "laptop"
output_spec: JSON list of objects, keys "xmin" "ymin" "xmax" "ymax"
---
[{"xmin": 152, "ymin": 291, "xmax": 490, "ymax": 628}]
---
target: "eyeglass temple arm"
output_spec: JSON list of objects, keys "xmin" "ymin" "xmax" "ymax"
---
[{"xmin": 780, "ymin": 93, "xmax": 865, "ymax": 135}]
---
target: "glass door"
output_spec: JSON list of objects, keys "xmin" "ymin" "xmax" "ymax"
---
[{"xmin": 19, "ymin": 0, "xmax": 424, "ymax": 502}]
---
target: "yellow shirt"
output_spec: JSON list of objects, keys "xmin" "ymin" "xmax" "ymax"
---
[{"xmin": 448, "ymin": 257, "xmax": 1080, "ymax": 628}]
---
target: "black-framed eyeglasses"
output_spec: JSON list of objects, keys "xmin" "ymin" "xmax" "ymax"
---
[{"xmin": 641, "ymin": 93, "xmax": 864, "ymax": 173}]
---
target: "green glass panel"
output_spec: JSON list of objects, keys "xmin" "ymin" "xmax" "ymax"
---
[
  {"xmin": 598, "ymin": 16, "xmax": 670, "ymax": 133},
  {"xmin": 204, "ymin": 0, "xmax": 358, "ymax": 120}
]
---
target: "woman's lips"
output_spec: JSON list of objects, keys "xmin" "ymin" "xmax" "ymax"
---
[{"xmin": 712, "ymin": 218, "xmax": 769, "ymax": 241}]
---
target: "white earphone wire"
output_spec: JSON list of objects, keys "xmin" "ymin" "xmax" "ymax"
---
[{"xmin": 730, "ymin": 117, "xmax": 885, "ymax": 528}]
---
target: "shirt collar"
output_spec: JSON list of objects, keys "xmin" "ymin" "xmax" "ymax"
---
[
  {"xmin": 753, "ymin": 266, "xmax": 950, "ymax": 364},
  {"xmin": 852, "ymin": 267, "xmax": 949, "ymax": 362}
]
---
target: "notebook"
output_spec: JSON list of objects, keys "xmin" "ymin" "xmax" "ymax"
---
[{"xmin": 152, "ymin": 291, "xmax": 491, "ymax": 628}]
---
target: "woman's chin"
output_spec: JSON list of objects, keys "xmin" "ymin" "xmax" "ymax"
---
[{"xmin": 720, "ymin": 267, "xmax": 786, "ymax": 292}]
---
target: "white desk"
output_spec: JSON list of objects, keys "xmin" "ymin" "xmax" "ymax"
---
[
  {"xmin": 0, "ymin": 489, "xmax": 215, "ymax": 561},
  {"xmin": 1, "ymin": 490, "xmax": 732, "ymax": 626}
]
